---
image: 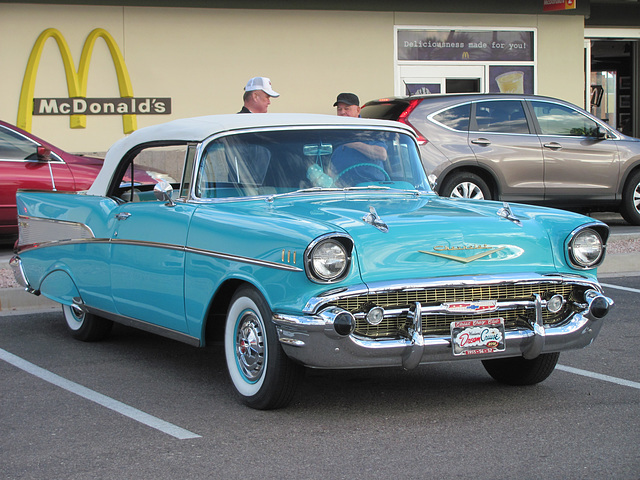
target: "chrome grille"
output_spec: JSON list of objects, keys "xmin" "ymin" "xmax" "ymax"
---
[{"xmin": 329, "ymin": 282, "xmax": 585, "ymax": 339}]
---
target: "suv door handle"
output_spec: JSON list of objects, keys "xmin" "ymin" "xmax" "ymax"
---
[
  {"xmin": 471, "ymin": 138, "xmax": 491, "ymax": 146},
  {"xmin": 543, "ymin": 142, "xmax": 563, "ymax": 150}
]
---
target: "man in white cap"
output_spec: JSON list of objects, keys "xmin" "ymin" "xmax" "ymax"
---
[{"xmin": 238, "ymin": 76, "xmax": 280, "ymax": 113}]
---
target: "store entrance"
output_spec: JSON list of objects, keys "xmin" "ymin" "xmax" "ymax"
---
[{"xmin": 590, "ymin": 39, "xmax": 638, "ymax": 137}]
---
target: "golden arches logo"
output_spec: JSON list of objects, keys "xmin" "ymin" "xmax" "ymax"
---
[{"xmin": 18, "ymin": 28, "xmax": 136, "ymax": 134}]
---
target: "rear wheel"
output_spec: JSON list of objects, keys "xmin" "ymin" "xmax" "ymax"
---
[
  {"xmin": 482, "ymin": 352, "xmax": 560, "ymax": 386},
  {"xmin": 224, "ymin": 286, "xmax": 302, "ymax": 409},
  {"xmin": 620, "ymin": 170, "xmax": 640, "ymax": 225},
  {"xmin": 439, "ymin": 172, "xmax": 492, "ymax": 200},
  {"xmin": 62, "ymin": 305, "xmax": 113, "ymax": 342}
]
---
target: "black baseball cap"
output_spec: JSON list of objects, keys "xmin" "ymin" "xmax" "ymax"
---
[{"xmin": 333, "ymin": 93, "xmax": 360, "ymax": 107}]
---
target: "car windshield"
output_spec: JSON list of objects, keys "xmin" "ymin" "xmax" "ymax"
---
[{"xmin": 195, "ymin": 128, "xmax": 430, "ymax": 199}]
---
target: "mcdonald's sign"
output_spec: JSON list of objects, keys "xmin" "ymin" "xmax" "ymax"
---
[{"xmin": 18, "ymin": 28, "xmax": 171, "ymax": 135}]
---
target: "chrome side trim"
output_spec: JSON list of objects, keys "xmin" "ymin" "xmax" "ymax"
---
[
  {"xmin": 185, "ymin": 245, "xmax": 303, "ymax": 272},
  {"xmin": 84, "ymin": 305, "xmax": 201, "ymax": 347},
  {"xmin": 16, "ymin": 234, "xmax": 303, "ymax": 273}
]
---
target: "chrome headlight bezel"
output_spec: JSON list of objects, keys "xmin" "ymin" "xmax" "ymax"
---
[
  {"xmin": 305, "ymin": 234, "xmax": 353, "ymax": 284},
  {"xmin": 567, "ymin": 225, "xmax": 607, "ymax": 269}
]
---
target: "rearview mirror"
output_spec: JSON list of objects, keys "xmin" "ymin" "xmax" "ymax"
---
[{"xmin": 303, "ymin": 144, "xmax": 333, "ymax": 156}]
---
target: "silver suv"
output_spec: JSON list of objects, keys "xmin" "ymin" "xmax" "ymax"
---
[{"xmin": 361, "ymin": 94, "xmax": 640, "ymax": 225}]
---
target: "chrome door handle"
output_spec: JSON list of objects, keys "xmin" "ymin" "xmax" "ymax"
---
[
  {"xmin": 115, "ymin": 212, "xmax": 131, "ymax": 221},
  {"xmin": 543, "ymin": 142, "xmax": 562, "ymax": 150},
  {"xmin": 471, "ymin": 138, "xmax": 491, "ymax": 146}
]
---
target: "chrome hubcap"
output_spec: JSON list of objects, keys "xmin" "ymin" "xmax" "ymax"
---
[{"xmin": 235, "ymin": 312, "xmax": 265, "ymax": 382}]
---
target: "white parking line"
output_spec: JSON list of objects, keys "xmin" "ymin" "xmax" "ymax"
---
[
  {"xmin": 0, "ymin": 348, "xmax": 201, "ymax": 440},
  {"xmin": 599, "ymin": 282, "xmax": 640, "ymax": 294},
  {"xmin": 557, "ymin": 364, "xmax": 640, "ymax": 390}
]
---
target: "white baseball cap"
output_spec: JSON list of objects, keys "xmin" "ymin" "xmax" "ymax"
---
[{"xmin": 244, "ymin": 76, "xmax": 280, "ymax": 97}]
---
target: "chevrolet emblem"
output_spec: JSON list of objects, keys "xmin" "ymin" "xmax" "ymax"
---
[{"xmin": 419, "ymin": 245, "xmax": 505, "ymax": 263}]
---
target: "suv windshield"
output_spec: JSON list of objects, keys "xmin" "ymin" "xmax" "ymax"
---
[{"xmin": 195, "ymin": 128, "xmax": 430, "ymax": 199}]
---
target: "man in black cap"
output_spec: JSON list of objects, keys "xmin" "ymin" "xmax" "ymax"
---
[
  {"xmin": 329, "ymin": 92, "xmax": 388, "ymax": 185},
  {"xmin": 333, "ymin": 92, "xmax": 361, "ymax": 117}
]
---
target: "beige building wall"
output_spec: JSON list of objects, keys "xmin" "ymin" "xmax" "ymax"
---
[{"xmin": 1, "ymin": 4, "xmax": 585, "ymax": 153}]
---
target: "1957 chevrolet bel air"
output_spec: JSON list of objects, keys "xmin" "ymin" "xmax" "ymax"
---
[{"xmin": 11, "ymin": 114, "xmax": 613, "ymax": 409}]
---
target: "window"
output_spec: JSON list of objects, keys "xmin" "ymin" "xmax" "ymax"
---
[
  {"xmin": 196, "ymin": 129, "xmax": 430, "ymax": 198},
  {"xmin": 531, "ymin": 101, "xmax": 600, "ymax": 137},
  {"xmin": 474, "ymin": 100, "xmax": 530, "ymax": 134},
  {"xmin": 432, "ymin": 103, "xmax": 471, "ymax": 131},
  {"xmin": 113, "ymin": 145, "xmax": 186, "ymax": 202},
  {"xmin": 0, "ymin": 126, "xmax": 39, "ymax": 160}
]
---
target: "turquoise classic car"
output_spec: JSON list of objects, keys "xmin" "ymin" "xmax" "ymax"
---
[{"xmin": 11, "ymin": 114, "xmax": 613, "ymax": 409}]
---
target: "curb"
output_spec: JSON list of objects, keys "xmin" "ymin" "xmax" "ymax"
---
[{"xmin": 0, "ymin": 288, "xmax": 59, "ymax": 316}]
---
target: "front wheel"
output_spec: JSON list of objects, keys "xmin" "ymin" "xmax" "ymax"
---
[
  {"xmin": 439, "ymin": 172, "xmax": 492, "ymax": 200},
  {"xmin": 482, "ymin": 352, "xmax": 560, "ymax": 386},
  {"xmin": 620, "ymin": 170, "xmax": 640, "ymax": 225},
  {"xmin": 62, "ymin": 304, "xmax": 113, "ymax": 342},
  {"xmin": 224, "ymin": 286, "xmax": 303, "ymax": 409}
]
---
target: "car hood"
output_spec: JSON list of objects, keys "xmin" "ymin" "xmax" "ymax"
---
[{"xmin": 267, "ymin": 192, "xmax": 591, "ymax": 285}]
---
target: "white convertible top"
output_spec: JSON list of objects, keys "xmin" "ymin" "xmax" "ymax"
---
[{"xmin": 87, "ymin": 113, "xmax": 413, "ymax": 196}]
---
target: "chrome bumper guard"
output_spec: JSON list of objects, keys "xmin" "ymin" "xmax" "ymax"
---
[
  {"xmin": 273, "ymin": 290, "xmax": 613, "ymax": 370},
  {"xmin": 9, "ymin": 255, "xmax": 37, "ymax": 294}
]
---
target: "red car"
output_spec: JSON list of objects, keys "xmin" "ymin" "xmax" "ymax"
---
[{"xmin": 0, "ymin": 120, "xmax": 104, "ymax": 238}]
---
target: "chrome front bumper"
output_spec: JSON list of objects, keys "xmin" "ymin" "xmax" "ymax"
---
[{"xmin": 273, "ymin": 290, "xmax": 613, "ymax": 370}]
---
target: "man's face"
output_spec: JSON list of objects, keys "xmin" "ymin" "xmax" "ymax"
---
[
  {"xmin": 336, "ymin": 103, "xmax": 360, "ymax": 117},
  {"xmin": 251, "ymin": 90, "xmax": 272, "ymax": 113}
]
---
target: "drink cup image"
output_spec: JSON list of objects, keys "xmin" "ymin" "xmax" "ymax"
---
[{"xmin": 496, "ymin": 71, "xmax": 524, "ymax": 93}]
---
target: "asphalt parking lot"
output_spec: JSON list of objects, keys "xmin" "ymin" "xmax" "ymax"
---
[{"xmin": 1, "ymin": 274, "xmax": 639, "ymax": 479}]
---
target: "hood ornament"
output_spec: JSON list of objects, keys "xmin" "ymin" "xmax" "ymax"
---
[
  {"xmin": 362, "ymin": 206, "xmax": 388, "ymax": 233},
  {"xmin": 497, "ymin": 202, "xmax": 522, "ymax": 227}
]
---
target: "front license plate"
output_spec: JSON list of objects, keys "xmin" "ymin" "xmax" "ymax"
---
[{"xmin": 451, "ymin": 318, "xmax": 506, "ymax": 356}]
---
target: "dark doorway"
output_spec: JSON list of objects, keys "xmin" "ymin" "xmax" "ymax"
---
[{"xmin": 590, "ymin": 40, "xmax": 638, "ymax": 138}]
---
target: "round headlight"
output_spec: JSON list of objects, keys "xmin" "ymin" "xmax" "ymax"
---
[
  {"xmin": 310, "ymin": 239, "xmax": 348, "ymax": 281},
  {"xmin": 569, "ymin": 228, "xmax": 604, "ymax": 268}
]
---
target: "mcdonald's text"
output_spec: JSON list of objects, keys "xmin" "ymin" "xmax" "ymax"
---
[{"xmin": 33, "ymin": 97, "xmax": 171, "ymax": 116}]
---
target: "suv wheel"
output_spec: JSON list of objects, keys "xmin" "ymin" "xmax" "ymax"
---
[
  {"xmin": 620, "ymin": 170, "xmax": 640, "ymax": 226},
  {"xmin": 439, "ymin": 172, "xmax": 492, "ymax": 200}
]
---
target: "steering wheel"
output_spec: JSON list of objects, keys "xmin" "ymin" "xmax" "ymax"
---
[{"xmin": 335, "ymin": 162, "xmax": 390, "ymax": 182}]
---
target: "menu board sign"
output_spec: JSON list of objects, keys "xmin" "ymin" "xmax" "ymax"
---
[{"xmin": 398, "ymin": 30, "xmax": 534, "ymax": 62}]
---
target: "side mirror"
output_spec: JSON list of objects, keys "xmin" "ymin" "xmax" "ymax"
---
[
  {"xmin": 37, "ymin": 146, "xmax": 52, "ymax": 160},
  {"xmin": 595, "ymin": 126, "xmax": 608, "ymax": 140},
  {"xmin": 154, "ymin": 180, "xmax": 176, "ymax": 207}
]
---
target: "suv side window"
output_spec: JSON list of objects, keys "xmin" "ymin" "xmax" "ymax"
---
[
  {"xmin": 474, "ymin": 100, "xmax": 530, "ymax": 134},
  {"xmin": 531, "ymin": 101, "xmax": 600, "ymax": 137},
  {"xmin": 431, "ymin": 103, "xmax": 470, "ymax": 131}
]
